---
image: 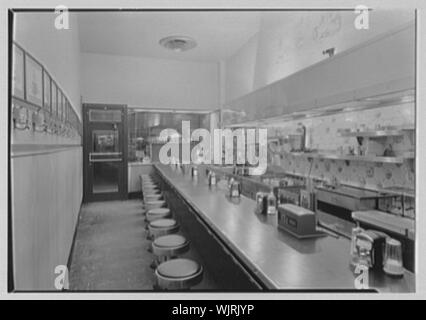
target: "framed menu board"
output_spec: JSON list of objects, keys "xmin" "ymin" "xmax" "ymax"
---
[
  {"xmin": 43, "ymin": 70, "xmax": 51, "ymax": 111},
  {"xmin": 69, "ymin": 107, "xmax": 75, "ymax": 126},
  {"xmin": 65, "ymin": 99, "xmax": 69, "ymax": 122},
  {"xmin": 12, "ymin": 44, "xmax": 25, "ymax": 99},
  {"xmin": 51, "ymin": 81, "xmax": 57, "ymax": 117},
  {"xmin": 58, "ymin": 90, "xmax": 63, "ymax": 121},
  {"xmin": 25, "ymin": 54, "xmax": 43, "ymax": 106},
  {"xmin": 61, "ymin": 93, "xmax": 65, "ymax": 121}
]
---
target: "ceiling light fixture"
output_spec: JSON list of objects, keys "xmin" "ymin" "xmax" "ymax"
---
[{"xmin": 159, "ymin": 36, "xmax": 197, "ymax": 52}]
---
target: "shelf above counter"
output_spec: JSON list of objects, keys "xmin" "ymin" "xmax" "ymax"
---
[
  {"xmin": 339, "ymin": 130, "xmax": 404, "ymax": 138},
  {"xmin": 282, "ymin": 151, "xmax": 414, "ymax": 164},
  {"xmin": 337, "ymin": 126, "xmax": 414, "ymax": 139}
]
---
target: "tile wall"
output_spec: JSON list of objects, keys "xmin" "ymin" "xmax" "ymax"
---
[{"xmin": 267, "ymin": 102, "xmax": 415, "ymax": 191}]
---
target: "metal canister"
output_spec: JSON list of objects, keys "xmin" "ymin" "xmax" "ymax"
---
[
  {"xmin": 208, "ymin": 171, "xmax": 216, "ymax": 186},
  {"xmin": 229, "ymin": 180, "xmax": 241, "ymax": 198},
  {"xmin": 255, "ymin": 192, "xmax": 267, "ymax": 213},
  {"xmin": 191, "ymin": 166, "xmax": 198, "ymax": 177}
]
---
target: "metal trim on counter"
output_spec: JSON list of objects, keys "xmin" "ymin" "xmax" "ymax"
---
[{"xmin": 154, "ymin": 164, "xmax": 415, "ymax": 292}]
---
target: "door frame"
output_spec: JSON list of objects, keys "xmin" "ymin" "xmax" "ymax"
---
[{"xmin": 83, "ymin": 103, "xmax": 128, "ymax": 202}]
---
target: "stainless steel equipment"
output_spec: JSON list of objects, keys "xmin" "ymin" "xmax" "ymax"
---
[
  {"xmin": 277, "ymin": 186, "xmax": 304, "ymax": 206},
  {"xmin": 315, "ymin": 185, "xmax": 386, "ymax": 237},
  {"xmin": 353, "ymin": 229, "xmax": 387, "ymax": 271},
  {"xmin": 350, "ymin": 226, "xmax": 364, "ymax": 267},
  {"xmin": 300, "ymin": 189, "xmax": 315, "ymax": 211},
  {"xmin": 288, "ymin": 134, "xmax": 304, "ymax": 152},
  {"xmin": 288, "ymin": 123, "xmax": 306, "ymax": 152}
]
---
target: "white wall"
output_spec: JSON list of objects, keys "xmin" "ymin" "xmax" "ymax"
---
[
  {"xmin": 224, "ymin": 34, "xmax": 259, "ymax": 103},
  {"xmin": 12, "ymin": 148, "xmax": 83, "ymax": 290},
  {"xmin": 14, "ymin": 12, "xmax": 82, "ymax": 117},
  {"xmin": 81, "ymin": 52, "xmax": 219, "ymax": 110},
  {"xmin": 224, "ymin": 10, "xmax": 415, "ymax": 103},
  {"xmin": 12, "ymin": 12, "xmax": 83, "ymax": 290}
]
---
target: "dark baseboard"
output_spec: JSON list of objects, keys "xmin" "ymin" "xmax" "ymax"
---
[{"xmin": 66, "ymin": 199, "xmax": 83, "ymax": 273}]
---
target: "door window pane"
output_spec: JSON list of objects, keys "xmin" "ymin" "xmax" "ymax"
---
[
  {"xmin": 92, "ymin": 162, "xmax": 119, "ymax": 194},
  {"xmin": 89, "ymin": 109, "xmax": 122, "ymax": 122},
  {"xmin": 92, "ymin": 130, "xmax": 119, "ymax": 153}
]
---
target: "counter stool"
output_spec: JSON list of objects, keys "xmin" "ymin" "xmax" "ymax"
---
[
  {"xmin": 147, "ymin": 218, "xmax": 179, "ymax": 240},
  {"xmin": 151, "ymin": 234, "xmax": 190, "ymax": 268},
  {"xmin": 142, "ymin": 180, "xmax": 158, "ymax": 188},
  {"xmin": 141, "ymin": 186, "xmax": 158, "ymax": 199},
  {"xmin": 144, "ymin": 193, "xmax": 163, "ymax": 202},
  {"xmin": 154, "ymin": 258, "xmax": 203, "ymax": 290},
  {"xmin": 142, "ymin": 178, "xmax": 157, "ymax": 184},
  {"xmin": 141, "ymin": 192, "xmax": 163, "ymax": 217},
  {"xmin": 140, "ymin": 176, "xmax": 156, "ymax": 194},
  {"xmin": 145, "ymin": 200, "xmax": 166, "ymax": 212},
  {"xmin": 140, "ymin": 175, "xmax": 154, "ymax": 186},
  {"xmin": 142, "ymin": 185, "xmax": 158, "ymax": 191},
  {"xmin": 143, "ymin": 185, "xmax": 159, "ymax": 193},
  {"xmin": 142, "ymin": 181, "xmax": 155, "ymax": 187},
  {"xmin": 143, "ymin": 190, "xmax": 161, "ymax": 203},
  {"xmin": 146, "ymin": 207, "xmax": 170, "ymax": 222},
  {"xmin": 142, "ymin": 178, "xmax": 155, "ymax": 183}
]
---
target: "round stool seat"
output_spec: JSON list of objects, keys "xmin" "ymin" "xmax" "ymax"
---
[
  {"xmin": 143, "ymin": 188, "xmax": 160, "ymax": 195},
  {"xmin": 155, "ymin": 259, "xmax": 203, "ymax": 290},
  {"xmin": 144, "ymin": 194, "xmax": 162, "ymax": 201},
  {"xmin": 143, "ymin": 188, "xmax": 159, "ymax": 196},
  {"xmin": 142, "ymin": 179, "xmax": 155, "ymax": 185},
  {"xmin": 145, "ymin": 200, "xmax": 166, "ymax": 211},
  {"xmin": 140, "ymin": 176, "xmax": 153, "ymax": 183},
  {"xmin": 150, "ymin": 218, "xmax": 176, "ymax": 229},
  {"xmin": 143, "ymin": 182, "xmax": 158, "ymax": 188},
  {"xmin": 143, "ymin": 185, "xmax": 158, "ymax": 191},
  {"xmin": 152, "ymin": 234, "xmax": 189, "ymax": 257},
  {"xmin": 154, "ymin": 234, "xmax": 187, "ymax": 248},
  {"xmin": 146, "ymin": 207, "xmax": 170, "ymax": 221},
  {"xmin": 142, "ymin": 182, "xmax": 155, "ymax": 187},
  {"xmin": 143, "ymin": 191, "xmax": 161, "ymax": 206},
  {"xmin": 148, "ymin": 219, "xmax": 179, "ymax": 238}
]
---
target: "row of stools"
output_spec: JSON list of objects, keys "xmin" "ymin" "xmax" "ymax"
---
[{"xmin": 140, "ymin": 173, "xmax": 203, "ymax": 290}]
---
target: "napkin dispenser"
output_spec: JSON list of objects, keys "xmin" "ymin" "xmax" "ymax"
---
[{"xmin": 278, "ymin": 204, "xmax": 326, "ymax": 238}]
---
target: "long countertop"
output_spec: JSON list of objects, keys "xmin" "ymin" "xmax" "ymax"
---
[{"xmin": 154, "ymin": 164, "xmax": 415, "ymax": 292}]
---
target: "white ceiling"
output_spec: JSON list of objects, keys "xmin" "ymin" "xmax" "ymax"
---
[{"xmin": 78, "ymin": 12, "xmax": 262, "ymax": 62}]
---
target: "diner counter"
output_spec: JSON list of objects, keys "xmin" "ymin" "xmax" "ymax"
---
[{"xmin": 154, "ymin": 164, "xmax": 415, "ymax": 292}]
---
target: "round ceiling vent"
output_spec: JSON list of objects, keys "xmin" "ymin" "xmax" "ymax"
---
[{"xmin": 159, "ymin": 36, "xmax": 197, "ymax": 52}]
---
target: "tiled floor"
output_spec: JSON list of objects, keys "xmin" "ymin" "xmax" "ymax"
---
[{"xmin": 69, "ymin": 199, "xmax": 218, "ymax": 291}]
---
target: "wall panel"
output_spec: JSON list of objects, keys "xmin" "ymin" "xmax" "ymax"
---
[{"xmin": 12, "ymin": 147, "xmax": 83, "ymax": 290}]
